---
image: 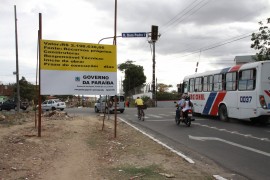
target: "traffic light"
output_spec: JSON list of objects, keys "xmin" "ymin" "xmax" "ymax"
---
[{"xmin": 151, "ymin": 25, "xmax": 158, "ymax": 41}]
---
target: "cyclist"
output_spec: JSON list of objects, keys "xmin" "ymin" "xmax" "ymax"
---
[{"xmin": 135, "ymin": 97, "xmax": 144, "ymax": 120}]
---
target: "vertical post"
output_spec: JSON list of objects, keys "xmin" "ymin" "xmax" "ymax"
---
[
  {"xmin": 151, "ymin": 25, "xmax": 158, "ymax": 107},
  {"xmin": 152, "ymin": 41, "xmax": 156, "ymax": 107},
  {"xmin": 38, "ymin": 13, "xmax": 42, "ymax": 137},
  {"xmin": 35, "ymin": 30, "xmax": 39, "ymax": 128},
  {"xmin": 114, "ymin": 0, "xmax": 117, "ymax": 46},
  {"xmin": 155, "ymin": 77, "xmax": 157, "ymax": 107},
  {"xmin": 114, "ymin": 0, "xmax": 117, "ymax": 138},
  {"xmin": 14, "ymin": 5, "xmax": 20, "ymax": 113}
]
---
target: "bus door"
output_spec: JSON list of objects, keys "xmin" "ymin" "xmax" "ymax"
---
[
  {"xmin": 237, "ymin": 68, "xmax": 257, "ymax": 119},
  {"xmin": 225, "ymin": 91, "xmax": 238, "ymax": 118},
  {"xmin": 260, "ymin": 62, "xmax": 270, "ymax": 109}
]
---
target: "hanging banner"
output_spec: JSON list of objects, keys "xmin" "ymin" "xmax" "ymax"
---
[{"xmin": 40, "ymin": 39, "xmax": 117, "ymax": 95}]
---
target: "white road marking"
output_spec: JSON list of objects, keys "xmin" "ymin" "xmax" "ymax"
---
[
  {"xmin": 213, "ymin": 175, "xmax": 228, "ymax": 180},
  {"xmin": 193, "ymin": 122, "xmax": 270, "ymax": 142},
  {"xmin": 158, "ymin": 114, "xmax": 172, "ymax": 117},
  {"xmin": 134, "ymin": 115, "xmax": 149, "ymax": 119},
  {"xmin": 147, "ymin": 114, "xmax": 163, "ymax": 118},
  {"xmin": 189, "ymin": 135, "xmax": 270, "ymax": 157}
]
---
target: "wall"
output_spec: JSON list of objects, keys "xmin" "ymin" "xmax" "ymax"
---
[{"xmin": 157, "ymin": 100, "xmax": 178, "ymax": 108}]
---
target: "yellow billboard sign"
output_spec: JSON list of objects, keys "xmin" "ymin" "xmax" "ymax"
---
[
  {"xmin": 40, "ymin": 40, "xmax": 117, "ymax": 95},
  {"xmin": 40, "ymin": 40, "xmax": 116, "ymax": 72}
]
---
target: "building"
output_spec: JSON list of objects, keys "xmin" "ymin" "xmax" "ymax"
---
[
  {"xmin": 0, "ymin": 84, "xmax": 14, "ymax": 102},
  {"xmin": 234, "ymin": 55, "xmax": 256, "ymax": 65}
]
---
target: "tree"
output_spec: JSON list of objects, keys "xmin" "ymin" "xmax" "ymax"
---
[
  {"xmin": 157, "ymin": 83, "xmax": 172, "ymax": 92},
  {"xmin": 13, "ymin": 76, "xmax": 36, "ymax": 102},
  {"xmin": 251, "ymin": 18, "xmax": 270, "ymax": 61},
  {"xmin": 118, "ymin": 60, "xmax": 146, "ymax": 96}
]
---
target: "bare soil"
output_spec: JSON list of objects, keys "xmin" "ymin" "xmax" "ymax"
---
[{"xmin": 0, "ymin": 110, "xmax": 239, "ymax": 180}]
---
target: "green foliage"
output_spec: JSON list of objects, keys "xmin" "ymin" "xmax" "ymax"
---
[
  {"xmin": 118, "ymin": 60, "xmax": 146, "ymax": 96},
  {"xmin": 13, "ymin": 76, "xmax": 36, "ymax": 102},
  {"xmin": 157, "ymin": 83, "xmax": 172, "ymax": 92},
  {"xmin": 114, "ymin": 164, "xmax": 164, "ymax": 179},
  {"xmin": 141, "ymin": 95, "xmax": 150, "ymax": 102},
  {"xmin": 118, "ymin": 60, "xmax": 135, "ymax": 71},
  {"xmin": 251, "ymin": 18, "xmax": 270, "ymax": 61},
  {"xmin": 156, "ymin": 91, "xmax": 180, "ymax": 101}
]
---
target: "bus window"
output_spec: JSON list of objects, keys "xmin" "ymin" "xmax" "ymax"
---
[
  {"xmin": 195, "ymin": 77, "xmax": 203, "ymax": 92},
  {"xmin": 239, "ymin": 69, "xmax": 256, "ymax": 91},
  {"xmin": 226, "ymin": 72, "xmax": 237, "ymax": 91},
  {"xmin": 213, "ymin": 74, "xmax": 223, "ymax": 91},
  {"xmin": 189, "ymin": 78, "xmax": 195, "ymax": 92},
  {"xmin": 183, "ymin": 81, "xmax": 188, "ymax": 93},
  {"xmin": 203, "ymin": 75, "xmax": 213, "ymax": 92},
  {"xmin": 203, "ymin": 76, "xmax": 207, "ymax": 91},
  {"xmin": 208, "ymin": 75, "xmax": 213, "ymax": 91}
]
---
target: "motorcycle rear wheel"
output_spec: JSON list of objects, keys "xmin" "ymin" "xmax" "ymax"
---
[{"xmin": 184, "ymin": 117, "xmax": 191, "ymax": 127}]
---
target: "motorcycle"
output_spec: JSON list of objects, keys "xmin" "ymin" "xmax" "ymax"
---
[{"xmin": 175, "ymin": 103, "xmax": 194, "ymax": 127}]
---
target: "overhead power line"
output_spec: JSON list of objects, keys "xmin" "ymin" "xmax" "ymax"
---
[
  {"xmin": 160, "ymin": 0, "xmax": 201, "ymax": 29},
  {"xmin": 180, "ymin": 34, "xmax": 252, "ymax": 58},
  {"xmin": 160, "ymin": 0, "xmax": 211, "ymax": 35}
]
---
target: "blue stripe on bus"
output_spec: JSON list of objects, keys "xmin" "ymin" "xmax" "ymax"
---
[
  {"xmin": 202, "ymin": 92, "xmax": 217, "ymax": 115},
  {"xmin": 220, "ymin": 67, "xmax": 230, "ymax": 74}
]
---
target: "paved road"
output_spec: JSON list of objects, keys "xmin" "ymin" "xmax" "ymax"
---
[{"xmin": 66, "ymin": 107, "xmax": 270, "ymax": 180}]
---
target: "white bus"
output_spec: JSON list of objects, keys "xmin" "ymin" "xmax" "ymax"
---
[{"xmin": 181, "ymin": 60, "xmax": 270, "ymax": 123}]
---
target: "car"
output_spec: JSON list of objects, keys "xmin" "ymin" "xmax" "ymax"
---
[
  {"xmin": 0, "ymin": 100, "xmax": 28, "ymax": 111},
  {"xmin": 41, "ymin": 99, "xmax": 66, "ymax": 111},
  {"xmin": 94, "ymin": 95, "xmax": 125, "ymax": 113}
]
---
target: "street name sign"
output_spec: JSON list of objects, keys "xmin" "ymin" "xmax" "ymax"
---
[{"xmin": 122, "ymin": 32, "xmax": 147, "ymax": 38}]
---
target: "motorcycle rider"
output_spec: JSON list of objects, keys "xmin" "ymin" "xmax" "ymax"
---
[
  {"xmin": 175, "ymin": 93, "xmax": 187, "ymax": 120},
  {"xmin": 181, "ymin": 95, "xmax": 193, "ymax": 118}
]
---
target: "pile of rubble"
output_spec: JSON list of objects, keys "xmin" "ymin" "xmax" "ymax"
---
[
  {"xmin": 0, "ymin": 114, "xmax": 6, "ymax": 121},
  {"xmin": 42, "ymin": 110, "xmax": 72, "ymax": 120}
]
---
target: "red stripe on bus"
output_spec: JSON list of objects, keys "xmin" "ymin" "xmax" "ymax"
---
[
  {"xmin": 229, "ymin": 64, "xmax": 242, "ymax": 72},
  {"xmin": 210, "ymin": 91, "xmax": 226, "ymax": 116},
  {"xmin": 265, "ymin": 90, "xmax": 270, "ymax": 97}
]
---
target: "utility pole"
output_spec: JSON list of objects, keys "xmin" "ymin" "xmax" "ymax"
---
[
  {"xmin": 14, "ymin": 5, "xmax": 20, "ymax": 113},
  {"xmin": 150, "ymin": 25, "xmax": 158, "ymax": 107}
]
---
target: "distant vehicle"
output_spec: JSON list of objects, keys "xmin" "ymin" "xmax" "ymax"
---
[
  {"xmin": 180, "ymin": 60, "xmax": 270, "ymax": 123},
  {"xmin": 41, "ymin": 99, "xmax": 66, "ymax": 111},
  {"xmin": 94, "ymin": 95, "xmax": 125, "ymax": 113},
  {"xmin": 0, "ymin": 100, "xmax": 28, "ymax": 111}
]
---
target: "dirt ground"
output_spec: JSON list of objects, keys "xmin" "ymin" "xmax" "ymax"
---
[{"xmin": 0, "ymin": 110, "xmax": 241, "ymax": 180}]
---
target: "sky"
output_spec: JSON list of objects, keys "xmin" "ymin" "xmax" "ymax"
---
[{"xmin": 1, "ymin": 0, "xmax": 270, "ymax": 92}]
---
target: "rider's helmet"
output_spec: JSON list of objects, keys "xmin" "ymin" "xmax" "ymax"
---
[
  {"xmin": 185, "ymin": 95, "xmax": 190, "ymax": 101},
  {"xmin": 182, "ymin": 93, "xmax": 187, "ymax": 99}
]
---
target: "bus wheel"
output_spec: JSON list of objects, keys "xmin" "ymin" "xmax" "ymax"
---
[{"xmin": 218, "ymin": 105, "xmax": 229, "ymax": 121}]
